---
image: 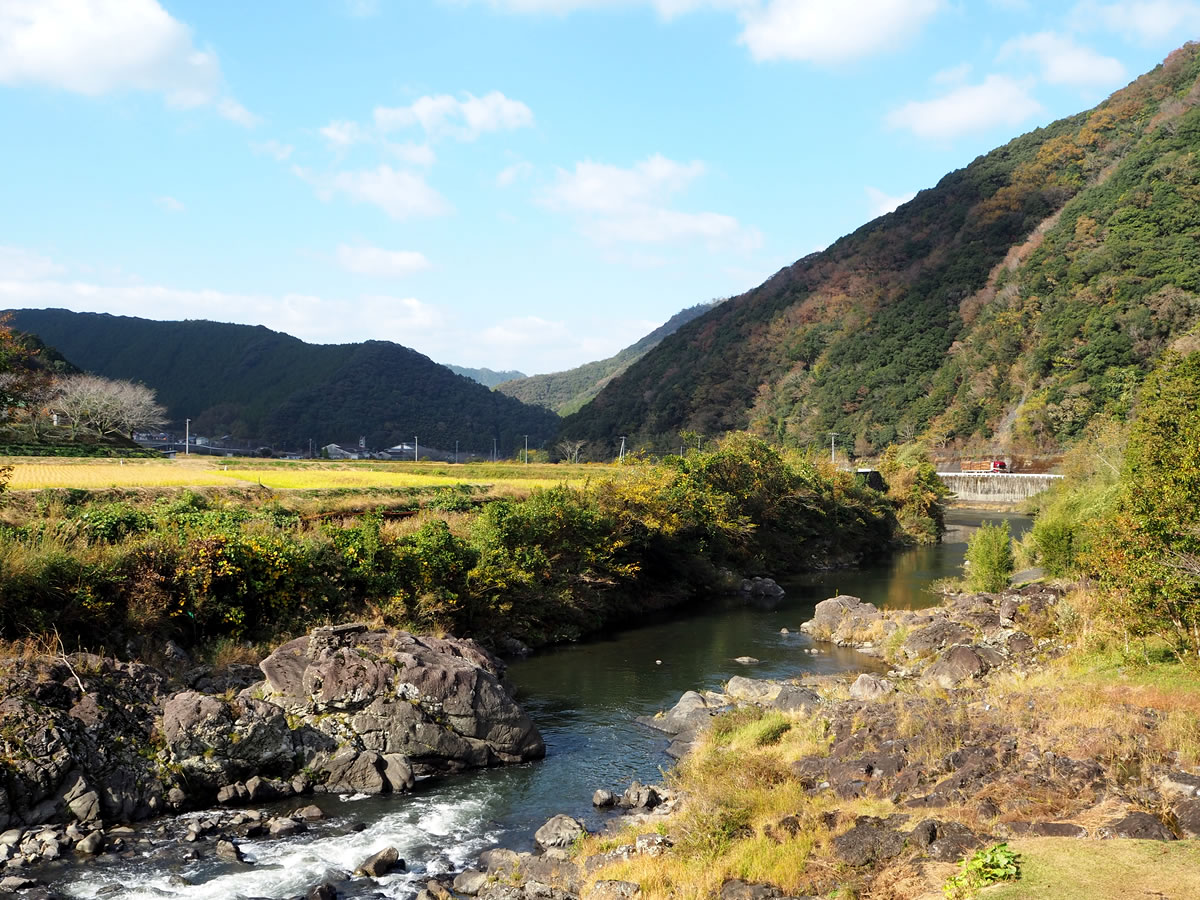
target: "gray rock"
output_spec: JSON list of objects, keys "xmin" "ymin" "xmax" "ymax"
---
[
  {"xmin": 322, "ymin": 751, "xmax": 386, "ymax": 795},
  {"xmin": 832, "ymin": 816, "xmax": 907, "ymax": 866},
  {"xmin": 620, "ymin": 782, "xmax": 661, "ymax": 810},
  {"xmin": 849, "ymin": 674, "xmax": 894, "ymax": 701},
  {"xmin": 725, "ymin": 676, "xmax": 780, "ymax": 703},
  {"xmin": 1174, "ymin": 799, "xmax": 1200, "ymax": 838},
  {"xmin": 720, "ymin": 880, "xmax": 782, "ymax": 899},
  {"xmin": 922, "ymin": 645, "xmax": 986, "ymax": 689},
  {"xmin": 294, "ymin": 804, "xmax": 325, "ymax": 820},
  {"xmin": 1160, "ymin": 771, "xmax": 1200, "ymax": 798},
  {"xmin": 592, "ymin": 789, "xmax": 617, "ymax": 808},
  {"xmin": 215, "ymin": 839, "xmax": 244, "ymax": 863},
  {"xmin": 800, "ymin": 596, "xmax": 881, "ymax": 643},
  {"xmin": 1103, "ymin": 811, "xmax": 1174, "ymax": 841},
  {"xmin": 75, "ymin": 831, "xmax": 104, "ymax": 855},
  {"xmin": 637, "ymin": 691, "xmax": 715, "ymax": 736},
  {"xmin": 770, "ymin": 685, "xmax": 819, "ymax": 714},
  {"xmin": 355, "ymin": 846, "xmax": 404, "ymax": 877},
  {"xmin": 267, "ymin": 817, "xmax": 306, "ymax": 836},
  {"xmin": 453, "ymin": 869, "xmax": 489, "ymax": 895},
  {"xmin": 534, "ymin": 814, "xmax": 586, "ymax": 850},
  {"xmin": 903, "ymin": 620, "xmax": 972, "ymax": 658},
  {"xmin": 307, "ymin": 884, "xmax": 339, "ymax": 900},
  {"xmin": 591, "ymin": 881, "xmax": 642, "ymax": 898}
]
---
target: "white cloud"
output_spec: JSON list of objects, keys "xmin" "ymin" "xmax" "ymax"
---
[
  {"xmin": 865, "ymin": 186, "xmax": 916, "ymax": 218},
  {"xmin": 251, "ymin": 139, "xmax": 294, "ymax": 161},
  {"xmin": 385, "ymin": 141, "xmax": 437, "ymax": 166},
  {"xmin": 482, "ymin": 315, "xmax": 571, "ymax": 350},
  {"xmin": 932, "ymin": 62, "xmax": 972, "ymax": 85},
  {"xmin": 0, "ymin": 0, "xmax": 253, "ymax": 124},
  {"xmin": 497, "ymin": 161, "xmax": 534, "ymax": 187},
  {"xmin": 296, "ymin": 164, "xmax": 451, "ymax": 220},
  {"xmin": 886, "ymin": 74, "xmax": 1043, "ymax": 140},
  {"xmin": 216, "ymin": 97, "xmax": 259, "ymax": 127},
  {"xmin": 0, "ymin": 246, "xmax": 63, "ymax": 281},
  {"xmin": 1000, "ymin": 32, "xmax": 1126, "ymax": 87},
  {"xmin": 374, "ymin": 91, "xmax": 534, "ymax": 141},
  {"xmin": 542, "ymin": 154, "xmax": 759, "ymax": 249},
  {"xmin": 1073, "ymin": 0, "xmax": 1200, "ymax": 42},
  {"xmin": 737, "ymin": 0, "xmax": 941, "ymax": 63},
  {"xmin": 544, "ymin": 154, "xmax": 706, "ymax": 213},
  {"xmin": 320, "ymin": 119, "xmax": 370, "ymax": 149},
  {"xmin": 154, "ymin": 195, "xmax": 185, "ymax": 213},
  {"xmin": 335, "ymin": 244, "xmax": 432, "ymax": 277}
]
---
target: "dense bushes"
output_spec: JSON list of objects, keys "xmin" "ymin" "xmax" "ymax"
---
[
  {"xmin": 0, "ymin": 435, "xmax": 904, "ymax": 653},
  {"xmin": 965, "ymin": 521, "xmax": 1015, "ymax": 592}
]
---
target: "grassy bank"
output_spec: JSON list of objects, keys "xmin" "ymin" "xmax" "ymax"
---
[{"xmin": 0, "ymin": 435, "xmax": 932, "ymax": 658}]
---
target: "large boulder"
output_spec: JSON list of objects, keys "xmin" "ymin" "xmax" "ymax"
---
[
  {"xmin": 259, "ymin": 626, "xmax": 544, "ymax": 776},
  {"xmin": 534, "ymin": 814, "xmax": 586, "ymax": 850},
  {"xmin": 801, "ymin": 596, "xmax": 882, "ymax": 644},
  {"xmin": 922, "ymin": 645, "xmax": 988, "ymax": 690}
]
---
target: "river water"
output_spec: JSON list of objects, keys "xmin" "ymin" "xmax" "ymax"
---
[{"xmin": 57, "ymin": 511, "xmax": 1025, "ymax": 899}]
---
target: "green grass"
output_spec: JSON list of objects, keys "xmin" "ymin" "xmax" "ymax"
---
[{"xmin": 986, "ymin": 838, "xmax": 1200, "ymax": 899}]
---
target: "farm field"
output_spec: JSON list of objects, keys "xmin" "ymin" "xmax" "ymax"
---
[{"xmin": 2, "ymin": 456, "xmax": 611, "ymax": 492}]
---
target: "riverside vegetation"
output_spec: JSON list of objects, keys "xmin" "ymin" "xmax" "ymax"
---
[
  {"xmin": 444, "ymin": 347, "xmax": 1200, "ymax": 900},
  {"xmin": 0, "ymin": 433, "xmax": 938, "ymax": 658}
]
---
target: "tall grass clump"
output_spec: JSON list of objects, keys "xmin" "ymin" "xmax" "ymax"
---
[{"xmin": 965, "ymin": 520, "xmax": 1014, "ymax": 592}]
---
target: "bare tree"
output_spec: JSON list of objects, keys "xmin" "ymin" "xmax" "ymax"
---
[
  {"xmin": 54, "ymin": 375, "xmax": 166, "ymax": 439},
  {"xmin": 556, "ymin": 438, "xmax": 587, "ymax": 464}
]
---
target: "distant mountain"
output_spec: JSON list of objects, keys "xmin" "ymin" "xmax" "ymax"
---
[
  {"xmin": 564, "ymin": 45, "xmax": 1200, "ymax": 457},
  {"xmin": 445, "ymin": 365, "xmax": 526, "ymax": 388},
  {"xmin": 5, "ymin": 310, "xmax": 559, "ymax": 454},
  {"xmin": 496, "ymin": 300, "xmax": 724, "ymax": 415}
]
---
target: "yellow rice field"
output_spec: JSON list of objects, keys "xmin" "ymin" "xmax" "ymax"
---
[{"xmin": 2, "ymin": 457, "xmax": 601, "ymax": 492}]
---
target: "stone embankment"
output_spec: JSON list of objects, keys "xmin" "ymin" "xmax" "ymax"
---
[
  {"xmin": 427, "ymin": 584, "xmax": 1200, "ymax": 900},
  {"xmin": 0, "ymin": 624, "xmax": 543, "ymax": 893}
]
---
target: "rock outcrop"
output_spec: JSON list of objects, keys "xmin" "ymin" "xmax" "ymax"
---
[{"xmin": 0, "ymin": 626, "xmax": 544, "ymax": 831}]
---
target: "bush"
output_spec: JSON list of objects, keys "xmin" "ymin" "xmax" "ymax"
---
[{"xmin": 965, "ymin": 520, "xmax": 1014, "ymax": 592}]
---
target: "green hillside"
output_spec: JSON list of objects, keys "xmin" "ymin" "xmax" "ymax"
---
[
  {"xmin": 5, "ymin": 310, "xmax": 559, "ymax": 454},
  {"xmin": 564, "ymin": 45, "xmax": 1200, "ymax": 458},
  {"xmin": 445, "ymin": 365, "xmax": 526, "ymax": 387},
  {"xmin": 496, "ymin": 300, "xmax": 722, "ymax": 415}
]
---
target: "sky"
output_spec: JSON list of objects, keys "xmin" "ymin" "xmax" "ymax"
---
[{"xmin": 0, "ymin": 1, "xmax": 1195, "ymax": 375}]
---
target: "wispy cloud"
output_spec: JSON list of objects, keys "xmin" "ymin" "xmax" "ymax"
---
[
  {"xmin": 335, "ymin": 244, "xmax": 432, "ymax": 277},
  {"xmin": 374, "ymin": 91, "xmax": 534, "ymax": 141},
  {"xmin": 542, "ymin": 153, "xmax": 760, "ymax": 250},
  {"xmin": 295, "ymin": 164, "xmax": 451, "ymax": 220},
  {"xmin": 886, "ymin": 74, "xmax": 1043, "ymax": 140},
  {"xmin": 865, "ymin": 186, "xmax": 916, "ymax": 218},
  {"xmin": 1000, "ymin": 32, "xmax": 1126, "ymax": 87},
  {"xmin": 154, "ymin": 195, "xmax": 185, "ymax": 213}
]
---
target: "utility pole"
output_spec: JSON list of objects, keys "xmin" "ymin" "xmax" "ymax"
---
[
  {"xmin": 493, "ymin": 437, "xmax": 497, "ymax": 462},
  {"xmin": 829, "ymin": 432, "xmax": 839, "ymax": 466},
  {"xmin": 414, "ymin": 436, "xmax": 418, "ymax": 462},
  {"xmin": 455, "ymin": 440, "xmax": 458, "ymax": 464},
  {"xmin": 618, "ymin": 435, "xmax": 626, "ymax": 463},
  {"xmin": 524, "ymin": 435, "xmax": 529, "ymax": 465},
  {"xmin": 185, "ymin": 418, "xmax": 190, "ymax": 455},
  {"xmin": 308, "ymin": 437, "xmax": 312, "ymax": 459}
]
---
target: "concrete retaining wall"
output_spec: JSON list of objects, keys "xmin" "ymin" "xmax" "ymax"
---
[{"xmin": 936, "ymin": 472, "xmax": 1062, "ymax": 504}]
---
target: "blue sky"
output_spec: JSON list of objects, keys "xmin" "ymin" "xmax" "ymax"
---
[{"xmin": 0, "ymin": 1, "xmax": 1194, "ymax": 374}]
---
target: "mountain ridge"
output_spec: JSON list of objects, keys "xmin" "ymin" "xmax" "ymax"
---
[
  {"xmin": 562, "ymin": 44, "xmax": 1200, "ymax": 457},
  {"xmin": 4, "ymin": 309, "xmax": 560, "ymax": 454}
]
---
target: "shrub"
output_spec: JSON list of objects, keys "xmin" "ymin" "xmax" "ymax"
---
[{"xmin": 965, "ymin": 520, "xmax": 1014, "ymax": 592}]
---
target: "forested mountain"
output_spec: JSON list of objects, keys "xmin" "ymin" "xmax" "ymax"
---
[
  {"xmin": 5, "ymin": 310, "xmax": 559, "ymax": 454},
  {"xmin": 496, "ymin": 300, "xmax": 723, "ymax": 415},
  {"xmin": 445, "ymin": 365, "xmax": 526, "ymax": 387},
  {"xmin": 564, "ymin": 45, "xmax": 1200, "ymax": 457}
]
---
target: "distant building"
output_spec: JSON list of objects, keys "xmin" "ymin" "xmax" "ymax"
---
[
  {"xmin": 376, "ymin": 443, "xmax": 414, "ymax": 460},
  {"xmin": 323, "ymin": 443, "xmax": 365, "ymax": 460}
]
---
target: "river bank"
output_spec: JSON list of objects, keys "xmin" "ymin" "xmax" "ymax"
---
[{"xmin": 421, "ymin": 581, "xmax": 1200, "ymax": 899}]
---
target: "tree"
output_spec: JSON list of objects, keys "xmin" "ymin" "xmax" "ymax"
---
[
  {"xmin": 1091, "ymin": 350, "xmax": 1200, "ymax": 658},
  {"xmin": 556, "ymin": 438, "xmax": 586, "ymax": 464},
  {"xmin": 0, "ymin": 314, "xmax": 42, "ymax": 421},
  {"xmin": 54, "ymin": 375, "xmax": 166, "ymax": 439},
  {"xmin": 965, "ymin": 520, "xmax": 1014, "ymax": 592}
]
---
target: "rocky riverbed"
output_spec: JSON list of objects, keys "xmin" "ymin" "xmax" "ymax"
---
[
  {"xmin": 387, "ymin": 583, "xmax": 1200, "ymax": 900},
  {"xmin": 0, "ymin": 625, "xmax": 544, "ymax": 898}
]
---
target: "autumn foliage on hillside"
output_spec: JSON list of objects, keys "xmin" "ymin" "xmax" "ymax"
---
[{"xmin": 564, "ymin": 43, "xmax": 1200, "ymax": 459}]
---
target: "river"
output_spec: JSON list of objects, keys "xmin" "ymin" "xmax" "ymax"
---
[{"xmin": 56, "ymin": 510, "xmax": 1025, "ymax": 899}]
